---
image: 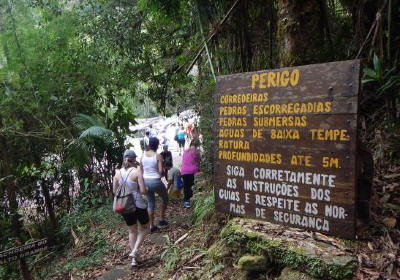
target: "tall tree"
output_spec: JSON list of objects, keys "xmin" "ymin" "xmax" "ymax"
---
[{"xmin": 277, "ymin": 0, "xmax": 325, "ymax": 66}]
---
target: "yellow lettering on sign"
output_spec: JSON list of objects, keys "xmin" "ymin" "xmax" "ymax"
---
[
  {"xmin": 218, "ymin": 151, "xmax": 282, "ymax": 164},
  {"xmin": 322, "ymin": 157, "xmax": 340, "ymax": 168},
  {"xmin": 280, "ymin": 70, "xmax": 289, "ymax": 86},
  {"xmin": 252, "ymin": 129, "xmax": 262, "ymax": 138},
  {"xmin": 271, "ymin": 129, "xmax": 300, "ymax": 140},
  {"xmin": 218, "ymin": 129, "xmax": 244, "ymax": 138},
  {"xmin": 219, "ymin": 106, "xmax": 247, "ymax": 116},
  {"xmin": 310, "ymin": 129, "xmax": 349, "ymax": 141},
  {"xmin": 251, "ymin": 69, "xmax": 300, "ymax": 89},
  {"xmin": 252, "ymin": 102, "xmax": 331, "ymax": 115},
  {"xmin": 291, "ymin": 155, "xmax": 312, "ymax": 166},
  {"xmin": 268, "ymin": 72, "xmax": 276, "ymax": 87},
  {"xmin": 219, "ymin": 117, "xmax": 248, "ymax": 127},
  {"xmin": 218, "ymin": 140, "xmax": 250, "ymax": 150},
  {"xmin": 259, "ymin": 73, "xmax": 267, "ymax": 89},
  {"xmin": 254, "ymin": 116, "xmax": 307, "ymax": 127},
  {"xmin": 220, "ymin": 93, "xmax": 268, "ymax": 104}
]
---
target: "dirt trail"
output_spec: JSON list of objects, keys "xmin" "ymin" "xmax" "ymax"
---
[
  {"xmin": 97, "ymin": 148, "xmax": 188, "ymax": 280},
  {"xmin": 97, "ymin": 201, "xmax": 191, "ymax": 280}
]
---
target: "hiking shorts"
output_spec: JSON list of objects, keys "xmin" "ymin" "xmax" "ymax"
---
[
  {"xmin": 178, "ymin": 138, "xmax": 185, "ymax": 148},
  {"xmin": 121, "ymin": 207, "xmax": 149, "ymax": 226}
]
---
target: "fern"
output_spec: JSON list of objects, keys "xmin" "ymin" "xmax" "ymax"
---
[{"xmin": 191, "ymin": 190, "xmax": 215, "ymax": 224}]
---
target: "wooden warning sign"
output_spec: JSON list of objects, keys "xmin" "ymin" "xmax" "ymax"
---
[
  {"xmin": 213, "ymin": 60, "xmax": 361, "ymax": 239},
  {"xmin": 0, "ymin": 239, "xmax": 49, "ymax": 265}
]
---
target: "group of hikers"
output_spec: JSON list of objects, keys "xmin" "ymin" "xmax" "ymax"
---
[
  {"xmin": 142, "ymin": 123, "xmax": 198, "ymax": 156},
  {"xmin": 113, "ymin": 123, "xmax": 201, "ymax": 267}
]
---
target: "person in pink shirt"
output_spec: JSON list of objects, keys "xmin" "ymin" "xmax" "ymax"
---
[{"xmin": 181, "ymin": 140, "xmax": 201, "ymax": 208}]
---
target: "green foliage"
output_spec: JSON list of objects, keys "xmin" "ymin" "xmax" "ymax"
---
[
  {"xmin": 194, "ymin": 83, "xmax": 215, "ymax": 176},
  {"xmin": 37, "ymin": 202, "xmax": 121, "ymax": 278},
  {"xmin": 60, "ymin": 243, "xmax": 112, "ymax": 273},
  {"xmin": 161, "ymin": 235, "xmax": 180, "ymax": 270},
  {"xmin": 191, "ymin": 190, "xmax": 215, "ymax": 225},
  {"xmin": 361, "ymin": 53, "xmax": 400, "ymax": 165},
  {"xmin": 362, "ymin": 54, "xmax": 384, "ymax": 85},
  {"xmin": 362, "ymin": 54, "xmax": 400, "ymax": 103},
  {"xmin": 59, "ymin": 199, "xmax": 119, "ymax": 239},
  {"xmin": 0, "ymin": 211, "xmax": 13, "ymax": 265},
  {"xmin": 161, "ymin": 234, "xmax": 207, "ymax": 272},
  {"xmin": 68, "ymin": 114, "xmax": 114, "ymax": 166}
]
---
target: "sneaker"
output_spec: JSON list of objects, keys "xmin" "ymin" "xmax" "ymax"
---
[
  {"xmin": 131, "ymin": 257, "xmax": 138, "ymax": 267},
  {"xmin": 158, "ymin": 219, "xmax": 168, "ymax": 226},
  {"xmin": 149, "ymin": 225, "xmax": 158, "ymax": 233},
  {"xmin": 183, "ymin": 201, "xmax": 190, "ymax": 208},
  {"xmin": 129, "ymin": 249, "xmax": 140, "ymax": 261}
]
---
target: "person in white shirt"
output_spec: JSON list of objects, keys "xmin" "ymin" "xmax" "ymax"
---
[{"xmin": 140, "ymin": 137, "xmax": 169, "ymax": 233}]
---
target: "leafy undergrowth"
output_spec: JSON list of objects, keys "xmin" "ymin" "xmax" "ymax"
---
[
  {"xmin": 355, "ymin": 165, "xmax": 400, "ymax": 280},
  {"xmin": 36, "ymin": 202, "xmax": 127, "ymax": 279}
]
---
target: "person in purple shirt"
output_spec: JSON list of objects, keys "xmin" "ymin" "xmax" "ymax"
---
[{"xmin": 181, "ymin": 140, "xmax": 201, "ymax": 208}]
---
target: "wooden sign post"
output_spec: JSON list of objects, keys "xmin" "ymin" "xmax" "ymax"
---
[
  {"xmin": 214, "ymin": 60, "xmax": 360, "ymax": 239},
  {"xmin": 0, "ymin": 239, "xmax": 49, "ymax": 265}
]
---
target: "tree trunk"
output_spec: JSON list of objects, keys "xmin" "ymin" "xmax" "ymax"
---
[
  {"xmin": 387, "ymin": 0, "xmax": 399, "ymax": 123},
  {"xmin": 242, "ymin": 6, "xmax": 252, "ymax": 72},
  {"xmin": 41, "ymin": 180, "xmax": 57, "ymax": 234},
  {"xmin": 269, "ymin": 0, "xmax": 274, "ymax": 68},
  {"xmin": 32, "ymin": 153, "xmax": 57, "ymax": 238},
  {"xmin": 277, "ymin": 0, "xmax": 325, "ymax": 67},
  {"xmin": 0, "ymin": 14, "xmax": 32, "ymax": 279},
  {"xmin": 0, "ymin": 118, "xmax": 32, "ymax": 280}
]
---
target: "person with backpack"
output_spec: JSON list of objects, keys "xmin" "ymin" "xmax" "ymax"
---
[
  {"xmin": 140, "ymin": 137, "xmax": 169, "ymax": 233},
  {"xmin": 176, "ymin": 124, "xmax": 186, "ymax": 155},
  {"xmin": 141, "ymin": 131, "xmax": 150, "ymax": 151},
  {"xmin": 113, "ymin": 150, "xmax": 149, "ymax": 267},
  {"xmin": 160, "ymin": 144, "xmax": 173, "ymax": 180}
]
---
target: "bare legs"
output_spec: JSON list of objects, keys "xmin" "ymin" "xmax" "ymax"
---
[
  {"xmin": 128, "ymin": 224, "xmax": 138, "ymax": 250},
  {"xmin": 148, "ymin": 210, "xmax": 155, "ymax": 228},
  {"xmin": 128, "ymin": 222, "xmax": 149, "ymax": 251},
  {"xmin": 160, "ymin": 201, "xmax": 167, "ymax": 221},
  {"xmin": 148, "ymin": 201, "xmax": 167, "ymax": 228}
]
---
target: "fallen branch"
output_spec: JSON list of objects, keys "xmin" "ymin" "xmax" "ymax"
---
[
  {"xmin": 174, "ymin": 233, "xmax": 189, "ymax": 245},
  {"xmin": 182, "ymin": 266, "xmax": 200, "ymax": 270},
  {"xmin": 355, "ymin": 0, "xmax": 388, "ymax": 59},
  {"xmin": 187, "ymin": 253, "xmax": 206, "ymax": 264}
]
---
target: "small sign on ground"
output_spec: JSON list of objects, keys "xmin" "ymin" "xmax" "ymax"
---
[{"xmin": 0, "ymin": 238, "xmax": 49, "ymax": 265}]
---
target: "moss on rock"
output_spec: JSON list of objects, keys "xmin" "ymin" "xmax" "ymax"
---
[
  {"xmin": 219, "ymin": 218, "xmax": 358, "ymax": 280},
  {"xmin": 206, "ymin": 240, "xmax": 231, "ymax": 262},
  {"xmin": 278, "ymin": 267, "xmax": 319, "ymax": 280},
  {"xmin": 237, "ymin": 255, "xmax": 269, "ymax": 272}
]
